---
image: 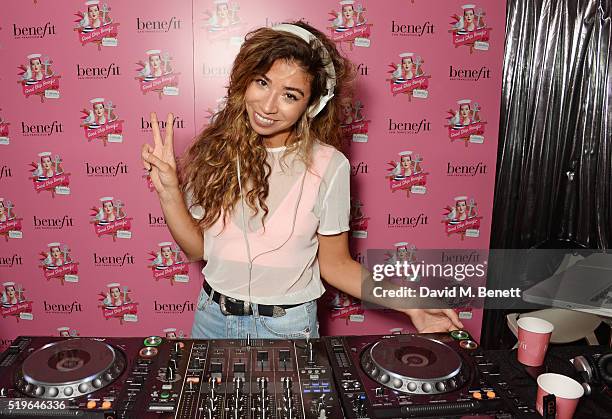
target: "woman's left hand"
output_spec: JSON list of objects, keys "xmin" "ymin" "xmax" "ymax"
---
[{"xmin": 402, "ymin": 308, "xmax": 464, "ymax": 333}]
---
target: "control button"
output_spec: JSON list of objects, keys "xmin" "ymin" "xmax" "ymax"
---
[
  {"xmin": 460, "ymin": 340, "xmax": 478, "ymax": 350},
  {"xmin": 48, "ymin": 387, "xmax": 59, "ymax": 397},
  {"xmin": 379, "ymin": 374, "xmax": 390, "ymax": 384},
  {"xmin": 144, "ymin": 336, "xmax": 162, "ymax": 347},
  {"xmin": 451, "ymin": 330, "xmax": 470, "ymax": 340},
  {"xmin": 101, "ymin": 401, "xmax": 112, "ymax": 409},
  {"xmin": 375, "ymin": 387, "xmax": 384, "ymax": 397},
  {"xmin": 160, "ymin": 391, "xmax": 170, "ymax": 399},
  {"xmin": 63, "ymin": 387, "xmax": 73, "ymax": 397},
  {"xmin": 486, "ymin": 391, "xmax": 496, "ymax": 399},
  {"xmin": 87, "ymin": 400, "xmax": 97, "ymax": 409},
  {"xmin": 78, "ymin": 383, "xmax": 89, "ymax": 393},
  {"xmin": 435, "ymin": 382, "xmax": 446, "ymax": 392},
  {"xmin": 407, "ymin": 382, "xmax": 417, "ymax": 392},
  {"xmin": 392, "ymin": 379, "xmax": 402, "ymax": 389},
  {"xmin": 421, "ymin": 383, "xmax": 432, "ymax": 393},
  {"xmin": 472, "ymin": 391, "xmax": 482, "ymax": 400}
]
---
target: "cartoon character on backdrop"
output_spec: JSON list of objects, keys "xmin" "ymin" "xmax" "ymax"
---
[
  {"xmin": 205, "ymin": 0, "xmax": 241, "ymax": 30},
  {"xmin": 443, "ymin": 195, "xmax": 482, "ymax": 239},
  {"xmin": 74, "ymin": 1, "xmax": 119, "ymax": 49},
  {"xmin": 149, "ymin": 241, "xmax": 189, "ymax": 285},
  {"xmin": 339, "ymin": 95, "xmax": 369, "ymax": 144},
  {"xmin": 450, "ymin": 4, "xmax": 491, "ymax": 53},
  {"xmin": 0, "ymin": 108, "xmax": 10, "ymax": 144},
  {"xmin": 163, "ymin": 328, "xmax": 186, "ymax": 339},
  {"xmin": 39, "ymin": 242, "xmax": 79, "ymax": 285},
  {"xmin": 18, "ymin": 53, "xmax": 61, "ymax": 102},
  {"xmin": 349, "ymin": 198, "xmax": 370, "ymax": 238},
  {"xmin": 1, "ymin": 282, "xmax": 33, "ymax": 321},
  {"xmin": 90, "ymin": 197, "xmax": 132, "ymax": 240},
  {"xmin": 386, "ymin": 151, "xmax": 427, "ymax": 198},
  {"xmin": 136, "ymin": 49, "xmax": 179, "ymax": 99},
  {"xmin": 446, "ymin": 99, "xmax": 485, "ymax": 146},
  {"xmin": 0, "ymin": 198, "xmax": 22, "ymax": 241},
  {"xmin": 98, "ymin": 282, "xmax": 138, "ymax": 324},
  {"xmin": 328, "ymin": 0, "xmax": 372, "ymax": 49},
  {"xmin": 328, "ymin": 290, "xmax": 364, "ymax": 324},
  {"xmin": 81, "ymin": 98, "xmax": 123, "ymax": 145},
  {"xmin": 383, "ymin": 242, "xmax": 420, "ymax": 283},
  {"xmin": 95, "ymin": 197, "xmax": 125, "ymax": 223},
  {"xmin": 29, "ymin": 152, "xmax": 70, "ymax": 197},
  {"xmin": 57, "ymin": 326, "xmax": 79, "ymax": 337},
  {"xmin": 388, "ymin": 53, "xmax": 429, "ymax": 100}
]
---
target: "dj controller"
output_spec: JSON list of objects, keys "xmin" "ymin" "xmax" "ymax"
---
[{"xmin": 0, "ymin": 331, "xmax": 610, "ymax": 418}]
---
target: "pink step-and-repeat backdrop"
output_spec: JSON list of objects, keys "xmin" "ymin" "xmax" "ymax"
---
[{"xmin": 0, "ymin": 0, "xmax": 506, "ymax": 351}]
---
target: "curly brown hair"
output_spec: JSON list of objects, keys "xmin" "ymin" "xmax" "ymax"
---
[{"xmin": 179, "ymin": 21, "xmax": 354, "ymax": 230}]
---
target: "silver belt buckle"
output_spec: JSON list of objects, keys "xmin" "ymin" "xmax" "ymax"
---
[
  {"xmin": 272, "ymin": 306, "xmax": 286, "ymax": 318},
  {"xmin": 219, "ymin": 294, "xmax": 230, "ymax": 316}
]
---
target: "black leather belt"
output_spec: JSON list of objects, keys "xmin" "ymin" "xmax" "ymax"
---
[{"xmin": 203, "ymin": 282, "xmax": 301, "ymax": 317}]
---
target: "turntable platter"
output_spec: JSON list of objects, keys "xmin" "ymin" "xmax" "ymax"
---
[
  {"xmin": 361, "ymin": 335, "xmax": 468, "ymax": 394},
  {"xmin": 15, "ymin": 339, "xmax": 126, "ymax": 399}
]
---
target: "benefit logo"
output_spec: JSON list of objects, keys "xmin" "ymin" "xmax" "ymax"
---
[
  {"xmin": 1, "ymin": 282, "xmax": 33, "ymax": 321},
  {"xmin": 0, "ymin": 198, "xmax": 22, "ymax": 241},
  {"xmin": 340, "ymin": 95, "xmax": 369, "ymax": 143},
  {"xmin": 442, "ymin": 196, "xmax": 483, "ymax": 239},
  {"xmin": 80, "ymin": 98, "xmax": 124, "ymax": 145},
  {"xmin": 385, "ymin": 151, "xmax": 428, "ymax": 198},
  {"xmin": 74, "ymin": 1, "xmax": 119, "ymax": 50},
  {"xmin": 387, "ymin": 53, "xmax": 430, "ymax": 100},
  {"xmin": 90, "ymin": 197, "xmax": 132, "ymax": 240},
  {"xmin": 203, "ymin": 0, "xmax": 244, "ymax": 43},
  {"xmin": 328, "ymin": 0, "xmax": 372, "ymax": 49},
  {"xmin": 350, "ymin": 197, "xmax": 369, "ymax": 238},
  {"xmin": 135, "ymin": 49, "xmax": 180, "ymax": 98},
  {"xmin": 148, "ymin": 241, "xmax": 189, "ymax": 285},
  {"xmin": 445, "ymin": 99, "xmax": 486, "ymax": 146},
  {"xmin": 450, "ymin": 4, "xmax": 491, "ymax": 53},
  {"xmin": 0, "ymin": 110, "xmax": 9, "ymax": 145},
  {"xmin": 29, "ymin": 152, "xmax": 71, "ymax": 197},
  {"xmin": 39, "ymin": 242, "xmax": 79, "ymax": 285},
  {"xmin": 98, "ymin": 283, "xmax": 138, "ymax": 324},
  {"xmin": 18, "ymin": 53, "xmax": 61, "ymax": 101}
]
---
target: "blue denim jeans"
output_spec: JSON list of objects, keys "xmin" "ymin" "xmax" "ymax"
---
[{"xmin": 191, "ymin": 286, "xmax": 320, "ymax": 339}]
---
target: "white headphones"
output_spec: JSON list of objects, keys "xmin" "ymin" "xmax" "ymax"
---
[{"xmin": 272, "ymin": 23, "xmax": 337, "ymax": 118}]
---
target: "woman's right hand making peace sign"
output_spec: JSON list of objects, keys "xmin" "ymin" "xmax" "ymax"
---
[{"xmin": 141, "ymin": 112, "xmax": 179, "ymax": 199}]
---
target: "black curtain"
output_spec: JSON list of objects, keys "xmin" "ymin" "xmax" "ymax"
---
[{"xmin": 482, "ymin": 0, "xmax": 612, "ymax": 348}]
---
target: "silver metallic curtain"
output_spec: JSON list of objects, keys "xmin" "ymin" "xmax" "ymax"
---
[
  {"xmin": 492, "ymin": 0, "xmax": 612, "ymax": 250},
  {"xmin": 483, "ymin": 0, "xmax": 611, "ymax": 348}
]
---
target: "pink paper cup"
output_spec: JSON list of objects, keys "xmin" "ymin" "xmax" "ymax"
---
[
  {"xmin": 517, "ymin": 317, "xmax": 554, "ymax": 366},
  {"xmin": 536, "ymin": 373, "xmax": 584, "ymax": 419}
]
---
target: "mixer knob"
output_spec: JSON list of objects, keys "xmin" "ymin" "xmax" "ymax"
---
[
  {"xmin": 436, "ymin": 382, "xmax": 446, "ymax": 392},
  {"xmin": 379, "ymin": 374, "xmax": 390, "ymax": 384},
  {"xmin": 392, "ymin": 378, "xmax": 402, "ymax": 389},
  {"xmin": 370, "ymin": 367, "xmax": 379, "ymax": 377},
  {"xmin": 92, "ymin": 378, "xmax": 103, "ymax": 388},
  {"xmin": 78, "ymin": 383, "xmax": 89, "ymax": 393},
  {"xmin": 48, "ymin": 387, "xmax": 58, "ymax": 397},
  {"xmin": 407, "ymin": 382, "xmax": 417, "ymax": 392},
  {"xmin": 62, "ymin": 387, "xmax": 72, "ymax": 397},
  {"xmin": 421, "ymin": 382, "xmax": 432, "ymax": 393}
]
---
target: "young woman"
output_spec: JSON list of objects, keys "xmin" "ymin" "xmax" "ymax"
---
[{"xmin": 142, "ymin": 22, "xmax": 462, "ymax": 339}]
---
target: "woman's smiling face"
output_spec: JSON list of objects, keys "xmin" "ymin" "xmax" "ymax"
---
[{"xmin": 244, "ymin": 59, "xmax": 312, "ymax": 147}]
